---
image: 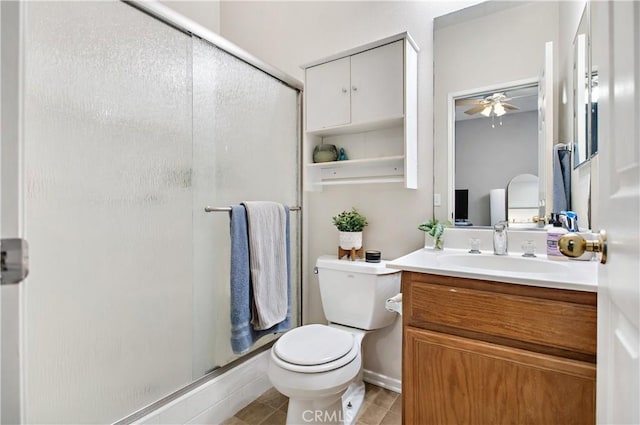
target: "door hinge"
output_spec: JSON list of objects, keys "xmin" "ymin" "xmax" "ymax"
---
[{"xmin": 1, "ymin": 238, "xmax": 29, "ymax": 285}]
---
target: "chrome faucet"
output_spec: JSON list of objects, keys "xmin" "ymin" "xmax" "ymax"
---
[{"xmin": 493, "ymin": 221, "xmax": 508, "ymax": 255}]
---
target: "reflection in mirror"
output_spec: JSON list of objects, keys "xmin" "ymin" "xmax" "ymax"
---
[
  {"xmin": 453, "ymin": 83, "xmax": 539, "ymax": 227},
  {"xmin": 590, "ymin": 70, "xmax": 599, "ymax": 157},
  {"xmin": 433, "ymin": 1, "xmax": 560, "ymax": 228},
  {"xmin": 573, "ymin": 6, "xmax": 590, "ymax": 168},
  {"xmin": 507, "ymin": 173, "xmax": 539, "ymax": 227}
]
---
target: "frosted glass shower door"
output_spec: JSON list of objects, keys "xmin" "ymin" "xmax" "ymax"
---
[
  {"xmin": 192, "ymin": 38, "xmax": 301, "ymax": 376},
  {"xmin": 21, "ymin": 2, "xmax": 193, "ymax": 423}
]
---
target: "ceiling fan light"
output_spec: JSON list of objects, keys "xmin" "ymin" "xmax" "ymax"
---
[
  {"xmin": 494, "ymin": 103, "xmax": 506, "ymax": 117},
  {"xmin": 480, "ymin": 106, "xmax": 492, "ymax": 117}
]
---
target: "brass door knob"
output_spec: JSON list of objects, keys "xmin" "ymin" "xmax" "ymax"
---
[
  {"xmin": 533, "ymin": 215, "xmax": 549, "ymax": 224},
  {"xmin": 558, "ymin": 230, "xmax": 608, "ymax": 264}
]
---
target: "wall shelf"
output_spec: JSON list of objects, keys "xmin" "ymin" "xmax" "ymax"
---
[
  {"xmin": 302, "ymin": 33, "xmax": 418, "ymax": 191},
  {"xmin": 307, "ymin": 155, "xmax": 405, "ymax": 187}
]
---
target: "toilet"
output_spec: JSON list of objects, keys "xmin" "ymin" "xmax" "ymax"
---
[{"xmin": 268, "ymin": 255, "xmax": 401, "ymax": 425}]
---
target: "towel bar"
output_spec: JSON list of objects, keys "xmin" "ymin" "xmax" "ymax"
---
[{"xmin": 204, "ymin": 205, "xmax": 301, "ymax": 212}]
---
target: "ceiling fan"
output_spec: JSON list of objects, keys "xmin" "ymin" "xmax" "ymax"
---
[{"xmin": 456, "ymin": 92, "xmax": 520, "ymax": 117}]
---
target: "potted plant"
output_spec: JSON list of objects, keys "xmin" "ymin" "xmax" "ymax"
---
[
  {"xmin": 418, "ymin": 219, "xmax": 451, "ymax": 250},
  {"xmin": 332, "ymin": 208, "xmax": 368, "ymax": 250}
]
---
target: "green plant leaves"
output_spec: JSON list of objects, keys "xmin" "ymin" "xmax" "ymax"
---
[
  {"xmin": 418, "ymin": 219, "xmax": 451, "ymax": 246},
  {"xmin": 332, "ymin": 208, "xmax": 368, "ymax": 232}
]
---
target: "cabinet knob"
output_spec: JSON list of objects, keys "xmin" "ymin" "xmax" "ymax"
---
[
  {"xmin": 341, "ymin": 87, "xmax": 347, "ymax": 94},
  {"xmin": 352, "ymin": 86, "xmax": 358, "ymax": 91}
]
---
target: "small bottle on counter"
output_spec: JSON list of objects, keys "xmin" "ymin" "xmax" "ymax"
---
[{"xmin": 546, "ymin": 217, "xmax": 568, "ymax": 260}]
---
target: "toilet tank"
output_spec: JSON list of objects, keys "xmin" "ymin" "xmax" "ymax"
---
[{"xmin": 315, "ymin": 255, "xmax": 401, "ymax": 330}]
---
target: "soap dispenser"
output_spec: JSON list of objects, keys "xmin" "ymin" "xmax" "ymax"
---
[
  {"xmin": 493, "ymin": 221, "xmax": 508, "ymax": 255},
  {"xmin": 547, "ymin": 215, "xmax": 568, "ymax": 260}
]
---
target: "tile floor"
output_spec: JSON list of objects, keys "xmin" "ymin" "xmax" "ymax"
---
[{"xmin": 222, "ymin": 382, "xmax": 401, "ymax": 425}]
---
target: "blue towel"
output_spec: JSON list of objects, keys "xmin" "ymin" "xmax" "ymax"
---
[
  {"xmin": 553, "ymin": 144, "xmax": 571, "ymax": 213},
  {"xmin": 229, "ymin": 205, "xmax": 291, "ymax": 355}
]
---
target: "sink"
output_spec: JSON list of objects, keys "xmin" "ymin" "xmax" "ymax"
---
[
  {"xmin": 387, "ymin": 248, "xmax": 597, "ymax": 291},
  {"xmin": 436, "ymin": 254, "xmax": 569, "ymax": 275}
]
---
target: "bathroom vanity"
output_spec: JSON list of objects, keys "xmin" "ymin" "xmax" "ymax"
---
[{"xmin": 388, "ymin": 249, "xmax": 597, "ymax": 425}]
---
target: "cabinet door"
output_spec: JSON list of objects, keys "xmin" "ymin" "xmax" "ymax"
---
[
  {"xmin": 350, "ymin": 40, "xmax": 404, "ymax": 125},
  {"xmin": 404, "ymin": 328, "xmax": 596, "ymax": 425},
  {"xmin": 305, "ymin": 57, "xmax": 351, "ymax": 131}
]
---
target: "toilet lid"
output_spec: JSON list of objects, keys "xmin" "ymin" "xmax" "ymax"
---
[{"xmin": 274, "ymin": 324, "xmax": 354, "ymax": 366}]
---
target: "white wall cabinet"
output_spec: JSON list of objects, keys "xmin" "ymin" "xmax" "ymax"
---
[
  {"xmin": 306, "ymin": 41, "xmax": 404, "ymax": 131},
  {"xmin": 306, "ymin": 57, "xmax": 351, "ymax": 131},
  {"xmin": 303, "ymin": 33, "xmax": 418, "ymax": 190}
]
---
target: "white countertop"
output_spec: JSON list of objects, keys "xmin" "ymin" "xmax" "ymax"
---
[{"xmin": 387, "ymin": 248, "xmax": 598, "ymax": 292}]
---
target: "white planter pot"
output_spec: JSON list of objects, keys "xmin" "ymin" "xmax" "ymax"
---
[{"xmin": 339, "ymin": 231, "xmax": 363, "ymax": 250}]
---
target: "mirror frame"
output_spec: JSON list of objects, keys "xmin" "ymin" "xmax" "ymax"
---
[
  {"xmin": 447, "ymin": 77, "xmax": 540, "ymax": 228},
  {"xmin": 573, "ymin": 3, "xmax": 592, "ymax": 169}
]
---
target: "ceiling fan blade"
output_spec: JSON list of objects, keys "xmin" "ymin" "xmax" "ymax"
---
[
  {"xmin": 502, "ymin": 103, "xmax": 520, "ymax": 111},
  {"xmin": 505, "ymin": 93, "xmax": 537, "ymax": 100},
  {"xmin": 456, "ymin": 99, "xmax": 483, "ymax": 106},
  {"xmin": 464, "ymin": 105, "xmax": 487, "ymax": 115}
]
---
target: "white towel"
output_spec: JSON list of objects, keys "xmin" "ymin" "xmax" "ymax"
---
[{"xmin": 242, "ymin": 201, "xmax": 288, "ymax": 330}]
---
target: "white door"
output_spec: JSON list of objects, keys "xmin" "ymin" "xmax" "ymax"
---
[
  {"xmin": 350, "ymin": 40, "xmax": 404, "ymax": 125},
  {"xmin": 305, "ymin": 56, "xmax": 351, "ymax": 131},
  {"xmin": 592, "ymin": 1, "xmax": 640, "ymax": 423}
]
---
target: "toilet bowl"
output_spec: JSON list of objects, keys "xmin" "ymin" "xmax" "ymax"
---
[
  {"xmin": 268, "ymin": 256, "xmax": 401, "ymax": 425},
  {"xmin": 268, "ymin": 324, "xmax": 364, "ymax": 425}
]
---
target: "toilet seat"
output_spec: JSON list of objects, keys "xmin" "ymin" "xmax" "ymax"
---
[{"xmin": 272, "ymin": 324, "xmax": 359, "ymax": 374}]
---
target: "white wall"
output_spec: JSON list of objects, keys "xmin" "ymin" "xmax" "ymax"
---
[
  {"xmin": 219, "ymin": 0, "xmax": 481, "ymax": 383},
  {"xmin": 456, "ymin": 111, "xmax": 538, "ymax": 226},
  {"xmin": 433, "ymin": 2, "xmax": 560, "ymax": 223}
]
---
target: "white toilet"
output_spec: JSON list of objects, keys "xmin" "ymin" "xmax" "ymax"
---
[{"xmin": 268, "ymin": 255, "xmax": 401, "ymax": 425}]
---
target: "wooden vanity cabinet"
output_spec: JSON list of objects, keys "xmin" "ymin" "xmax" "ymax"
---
[{"xmin": 402, "ymin": 271, "xmax": 597, "ymax": 425}]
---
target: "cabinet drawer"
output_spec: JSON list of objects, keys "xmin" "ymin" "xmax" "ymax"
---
[{"xmin": 405, "ymin": 275, "xmax": 597, "ymax": 356}]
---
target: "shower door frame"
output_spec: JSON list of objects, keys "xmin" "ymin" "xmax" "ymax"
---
[{"xmin": 126, "ymin": 1, "xmax": 303, "ymax": 92}]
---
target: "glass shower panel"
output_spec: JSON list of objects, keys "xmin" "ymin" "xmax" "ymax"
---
[
  {"xmin": 192, "ymin": 38, "xmax": 300, "ymax": 377},
  {"xmin": 22, "ymin": 2, "xmax": 193, "ymax": 423}
]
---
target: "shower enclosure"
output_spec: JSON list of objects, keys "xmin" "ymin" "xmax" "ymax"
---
[{"xmin": 0, "ymin": 1, "xmax": 301, "ymax": 423}]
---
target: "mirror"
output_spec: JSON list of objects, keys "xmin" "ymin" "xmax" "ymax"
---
[
  {"xmin": 433, "ymin": 1, "xmax": 582, "ymax": 228},
  {"xmin": 453, "ymin": 83, "xmax": 539, "ymax": 227},
  {"xmin": 587, "ymin": 2, "xmax": 598, "ymax": 160},
  {"xmin": 573, "ymin": 5, "xmax": 590, "ymax": 168}
]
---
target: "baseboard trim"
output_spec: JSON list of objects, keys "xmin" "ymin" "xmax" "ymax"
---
[{"xmin": 363, "ymin": 369, "xmax": 401, "ymax": 393}]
